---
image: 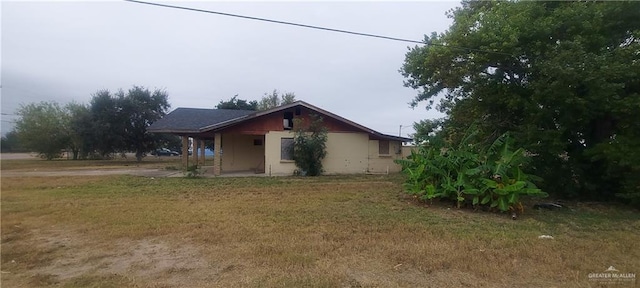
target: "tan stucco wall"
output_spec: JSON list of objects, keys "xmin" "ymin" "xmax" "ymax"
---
[
  {"xmin": 264, "ymin": 131, "xmax": 297, "ymax": 175},
  {"xmin": 402, "ymin": 146, "xmax": 418, "ymax": 158},
  {"xmin": 221, "ymin": 134, "xmax": 265, "ymax": 172},
  {"xmin": 323, "ymin": 132, "xmax": 369, "ymax": 174},
  {"xmin": 264, "ymin": 131, "xmax": 405, "ymax": 175},
  {"xmin": 366, "ymin": 139, "xmax": 404, "ymax": 173}
]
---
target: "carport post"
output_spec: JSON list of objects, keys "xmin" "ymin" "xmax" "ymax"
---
[
  {"xmin": 181, "ymin": 136, "xmax": 189, "ymax": 169},
  {"xmin": 213, "ymin": 133, "xmax": 221, "ymax": 176},
  {"xmin": 199, "ymin": 139, "xmax": 205, "ymax": 166},
  {"xmin": 192, "ymin": 138, "xmax": 199, "ymax": 167}
]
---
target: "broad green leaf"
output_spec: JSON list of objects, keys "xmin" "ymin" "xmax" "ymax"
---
[
  {"xmin": 508, "ymin": 192, "xmax": 517, "ymax": 204},
  {"xmin": 494, "ymin": 188, "xmax": 509, "ymax": 196},
  {"xmin": 464, "ymin": 167, "xmax": 482, "ymax": 175},
  {"xmin": 481, "ymin": 179, "xmax": 498, "ymax": 188},
  {"xmin": 504, "ymin": 181, "xmax": 526, "ymax": 192},
  {"xmin": 463, "ymin": 188, "xmax": 479, "ymax": 195},
  {"xmin": 498, "ymin": 197, "xmax": 508, "ymax": 212},
  {"xmin": 481, "ymin": 194, "xmax": 491, "ymax": 205}
]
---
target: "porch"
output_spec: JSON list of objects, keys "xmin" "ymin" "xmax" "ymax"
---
[{"xmin": 179, "ymin": 133, "xmax": 269, "ymax": 176}]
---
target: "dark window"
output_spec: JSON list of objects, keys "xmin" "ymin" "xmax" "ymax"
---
[
  {"xmin": 379, "ymin": 140, "xmax": 390, "ymax": 155},
  {"xmin": 253, "ymin": 139, "xmax": 263, "ymax": 146},
  {"xmin": 284, "ymin": 112, "xmax": 294, "ymax": 130},
  {"xmin": 281, "ymin": 138, "xmax": 294, "ymax": 160}
]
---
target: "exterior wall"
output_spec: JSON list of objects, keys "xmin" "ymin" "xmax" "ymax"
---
[
  {"xmin": 220, "ymin": 134, "xmax": 265, "ymax": 172},
  {"xmin": 219, "ymin": 106, "xmax": 362, "ymax": 135},
  {"xmin": 402, "ymin": 145, "xmax": 418, "ymax": 158},
  {"xmin": 264, "ymin": 131, "xmax": 403, "ymax": 175},
  {"xmin": 322, "ymin": 132, "xmax": 369, "ymax": 174},
  {"xmin": 264, "ymin": 131, "xmax": 297, "ymax": 175},
  {"xmin": 222, "ymin": 113, "xmax": 284, "ymax": 134},
  {"xmin": 296, "ymin": 109, "xmax": 362, "ymax": 132},
  {"xmin": 367, "ymin": 139, "xmax": 405, "ymax": 173}
]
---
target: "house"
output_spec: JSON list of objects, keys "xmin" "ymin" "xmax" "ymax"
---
[{"xmin": 148, "ymin": 101, "xmax": 412, "ymax": 176}]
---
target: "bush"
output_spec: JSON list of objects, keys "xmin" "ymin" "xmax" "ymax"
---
[
  {"xmin": 292, "ymin": 114, "xmax": 327, "ymax": 176},
  {"xmin": 396, "ymin": 129, "xmax": 548, "ymax": 213},
  {"xmin": 184, "ymin": 165, "xmax": 202, "ymax": 178}
]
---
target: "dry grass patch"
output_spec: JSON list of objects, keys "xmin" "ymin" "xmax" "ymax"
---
[
  {"xmin": 1, "ymin": 157, "xmax": 183, "ymax": 172},
  {"xmin": 2, "ymin": 174, "xmax": 639, "ymax": 287}
]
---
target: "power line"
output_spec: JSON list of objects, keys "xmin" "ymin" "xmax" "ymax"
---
[
  {"xmin": 124, "ymin": 0, "xmax": 422, "ymax": 44},
  {"xmin": 123, "ymin": 0, "xmax": 512, "ymax": 56}
]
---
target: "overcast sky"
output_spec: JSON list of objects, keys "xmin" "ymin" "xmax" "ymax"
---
[{"xmin": 1, "ymin": 1, "xmax": 458, "ymax": 138}]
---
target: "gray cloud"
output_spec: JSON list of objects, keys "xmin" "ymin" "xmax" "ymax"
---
[{"xmin": 1, "ymin": 1, "xmax": 457, "ymax": 137}]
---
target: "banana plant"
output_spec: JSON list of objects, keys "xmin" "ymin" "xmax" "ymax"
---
[
  {"xmin": 480, "ymin": 133, "xmax": 548, "ymax": 212},
  {"xmin": 397, "ymin": 128, "xmax": 548, "ymax": 215}
]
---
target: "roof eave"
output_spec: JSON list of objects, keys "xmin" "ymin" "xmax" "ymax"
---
[
  {"xmin": 198, "ymin": 114, "xmax": 252, "ymax": 132},
  {"xmin": 148, "ymin": 128, "xmax": 200, "ymax": 134},
  {"xmin": 374, "ymin": 133, "xmax": 413, "ymax": 142}
]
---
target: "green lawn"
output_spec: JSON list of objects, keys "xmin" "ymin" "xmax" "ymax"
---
[{"xmin": 1, "ymin": 167, "xmax": 639, "ymax": 287}]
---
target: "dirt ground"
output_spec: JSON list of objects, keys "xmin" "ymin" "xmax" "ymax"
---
[
  {"xmin": 0, "ymin": 153, "xmax": 182, "ymax": 177},
  {"xmin": 2, "ymin": 225, "xmax": 214, "ymax": 287},
  {"xmin": 0, "ymin": 168, "xmax": 181, "ymax": 178},
  {"xmin": 0, "ymin": 153, "xmax": 39, "ymax": 160}
]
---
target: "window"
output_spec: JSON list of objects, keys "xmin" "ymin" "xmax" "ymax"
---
[
  {"xmin": 283, "ymin": 112, "xmax": 294, "ymax": 130},
  {"xmin": 281, "ymin": 138, "xmax": 294, "ymax": 160},
  {"xmin": 253, "ymin": 139, "xmax": 263, "ymax": 146},
  {"xmin": 379, "ymin": 140, "xmax": 389, "ymax": 155}
]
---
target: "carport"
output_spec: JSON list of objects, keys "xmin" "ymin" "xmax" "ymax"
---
[{"xmin": 148, "ymin": 107, "xmax": 255, "ymax": 175}]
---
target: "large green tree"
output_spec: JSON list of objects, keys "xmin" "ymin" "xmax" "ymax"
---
[
  {"xmin": 411, "ymin": 118, "xmax": 444, "ymax": 145},
  {"xmin": 13, "ymin": 86, "xmax": 170, "ymax": 161},
  {"xmin": 216, "ymin": 95, "xmax": 258, "ymax": 110},
  {"xmin": 1, "ymin": 130, "xmax": 25, "ymax": 153},
  {"xmin": 15, "ymin": 101, "xmax": 70, "ymax": 160},
  {"xmin": 66, "ymin": 102, "xmax": 92, "ymax": 160},
  {"xmin": 401, "ymin": 1, "xmax": 640, "ymax": 201},
  {"xmin": 89, "ymin": 90, "xmax": 126, "ymax": 158},
  {"xmin": 257, "ymin": 89, "xmax": 296, "ymax": 111},
  {"xmin": 120, "ymin": 86, "xmax": 170, "ymax": 161},
  {"xmin": 86, "ymin": 86, "xmax": 170, "ymax": 160}
]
